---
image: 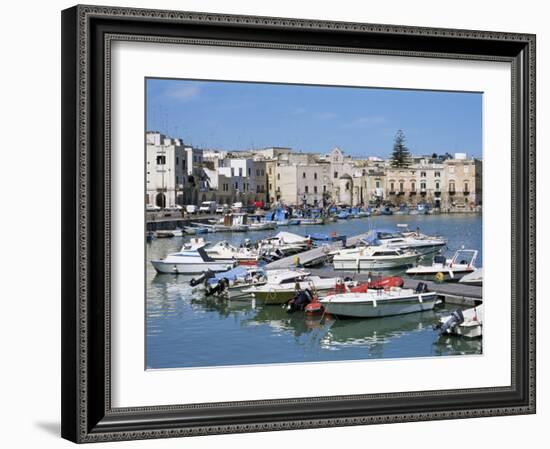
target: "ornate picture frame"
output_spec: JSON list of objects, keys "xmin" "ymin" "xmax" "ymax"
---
[{"xmin": 61, "ymin": 4, "xmax": 536, "ymax": 443}]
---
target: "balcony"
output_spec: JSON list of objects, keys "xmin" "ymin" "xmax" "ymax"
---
[
  {"xmin": 409, "ymin": 190, "xmax": 417, "ymax": 195},
  {"xmin": 464, "ymin": 190, "xmax": 470, "ymax": 195},
  {"xmin": 449, "ymin": 191, "xmax": 456, "ymax": 195},
  {"xmin": 389, "ymin": 190, "xmax": 396, "ymax": 195}
]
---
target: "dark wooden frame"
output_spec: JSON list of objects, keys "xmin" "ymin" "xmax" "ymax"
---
[{"xmin": 61, "ymin": 4, "xmax": 536, "ymax": 443}]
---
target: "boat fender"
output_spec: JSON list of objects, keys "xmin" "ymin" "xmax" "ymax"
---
[{"xmin": 436, "ymin": 309, "xmax": 465, "ymax": 335}]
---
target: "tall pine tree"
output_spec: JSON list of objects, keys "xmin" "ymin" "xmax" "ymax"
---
[{"xmin": 390, "ymin": 130, "xmax": 411, "ymax": 167}]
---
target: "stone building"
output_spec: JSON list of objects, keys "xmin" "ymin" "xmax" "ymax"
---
[
  {"xmin": 385, "ymin": 157, "xmax": 445, "ymax": 207},
  {"xmin": 441, "ymin": 155, "xmax": 482, "ymax": 210},
  {"xmin": 274, "ymin": 163, "xmax": 331, "ymax": 206}
]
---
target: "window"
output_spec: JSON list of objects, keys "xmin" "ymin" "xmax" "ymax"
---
[
  {"xmin": 399, "ymin": 182, "xmax": 404, "ymax": 192},
  {"xmin": 231, "ymin": 168, "xmax": 235, "ymax": 177},
  {"xmin": 261, "ymin": 169, "xmax": 264, "ymax": 176},
  {"xmin": 464, "ymin": 182, "xmax": 469, "ymax": 192},
  {"xmin": 449, "ymin": 166, "xmax": 455, "ymax": 174},
  {"xmin": 248, "ymin": 168, "xmax": 251, "ymax": 176},
  {"xmin": 334, "ymin": 171, "xmax": 338, "ymax": 179},
  {"xmin": 176, "ymin": 157, "xmax": 179, "ymax": 165},
  {"xmin": 376, "ymin": 180, "xmax": 380, "ymax": 188},
  {"xmin": 346, "ymin": 182, "xmax": 350, "ymax": 190},
  {"xmin": 314, "ymin": 186, "xmax": 318, "ymax": 194},
  {"xmin": 305, "ymin": 186, "xmax": 309, "ymax": 193},
  {"xmin": 176, "ymin": 176, "xmax": 179, "ymax": 184},
  {"xmin": 269, "ymin": 183, "xmax": 272, "ymax": 190},
  {"xmin": 256, "ymin": 185, "xmax": 260, "ymax": 193},
  {"xmin": 390, "ymin": 182, "xmax": 395, "ymax": 192},
  {"xmin": 411, "ymin": 182, "xmax": 415, "ymax": 192},
  {"xmin": 421, "ymin": 171, "xmax": 426, "ymax": 177},
  {"xmin": 449, "ymin": 182, "xmax": 455, "ymax": 192},
  {"xmin": 277, "ymin": 173, "xmax": 280, "ymax": 180},
  {"xmin": 235, "ymin": 182, "xmax": 239, "ymax": 190},
  {"xmin": 435, "ymin": 182, "xmax": 440, "ymax": 190},
  {"xmin": 421, "ymin": 182, "xmax": 426, "ymax": 190},
  {"xmin": 303, "ymin": 172, "xmax": 306, "ymax": 179},
  {"xmin": 435, "ymin": 171, "xmax": 441, "ymax": 177},
  {"xmin": 268, "ymin": 167, "xmax": 272, "ymax": 175},
  {"xmin": 256, "ymin": 169, "xmax": 260, "ymax": 176},
  {"xmin": 323, "ymin": 185, "xmax": 327, "ymax": 193},
  {"xmin": 156, "ymin": 155, "xmax": 166, "ymax": 165},
  {"xmin": 314, "ymin": 172, "xmax": 318, "ymax": 180},
  {"xmin": 464, "ymin": 165, "xmax": 470, "ymax": 174},
  {"xmin": 239, "ymin": 168, "xmax": 243, "ymax": 177}
]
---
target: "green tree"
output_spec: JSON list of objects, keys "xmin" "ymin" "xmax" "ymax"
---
[{"xmin": 390, "ymin": 130, "xmax": 411, "ymax": 167}]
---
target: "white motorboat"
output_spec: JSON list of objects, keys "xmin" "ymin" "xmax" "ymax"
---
[
  {"xmin": 459, "ymin": 268, "xmax": 483, "ymax": 286},
  {"xmin": 406, "ymin": 249, "xmax": 478, "ymax": 281},
  {"xmin": 242, "ymin": 269, "xmax": 355, "ymax": 304},
  {"xmin": 205, "ymin": 240, "xmax": 260, "ymax": 265},
  {"xmin": 258, "ymin": 231, "xmax": 311, "ymax": 256},
  {"xmin": 151, "ymin": 238, "xmax": 237, "ymax": 274},
  {"xmin": 319, "ymin": 285, "xmax": 438, "ymax": 318},
  {"xmin": 333, "ymin": 246, "xmax": 420, "ymax": 270},
  {"xmin": 437, "ymin": 305, "xmax": 483, "ymax": 338},
  {"xmin": 248, "ymin": 221, "xmax": 277, "ymax": 231},
  {"xmin": 363, "ymin": 226, "xmax": 447, "ymax": 255},
  {"xmin": 195, "ymin": 266, "xmax": 269, "ymax": 300}
]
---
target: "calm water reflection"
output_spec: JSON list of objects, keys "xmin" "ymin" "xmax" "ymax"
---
[{"xmin": 146, "ymin": 214, "xmax": 482, "ymax": 369}]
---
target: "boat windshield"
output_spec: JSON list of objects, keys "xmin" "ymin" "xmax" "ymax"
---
[{"xmin": 451, "ymin": 250, "xmax": 477, "ymax": 266}]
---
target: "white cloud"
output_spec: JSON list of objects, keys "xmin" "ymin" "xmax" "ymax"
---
[
  {"xmin": 341, "ymin": 116, "xmax": 387, "ymax": 128},
  {"xmin": 315, "ymin": 112, "xmax": 338, "ymax": 120},
  {"xmin": 166, "ymin": 85, "xmax": 201, "ymax": 102}
]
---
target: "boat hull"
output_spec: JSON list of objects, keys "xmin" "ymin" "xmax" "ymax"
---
[
  {"xmin": 151, "ymin": 260, "xmax": 235, "ymax": 274},
  {"xmin": 321, "ymin": 293, "xmax": 437, "ymax": 318},
  {"xmin": 246, "ymin": 281, "xmax": 341, "ymax": 305},
  {"xmin": 406, "ymin": 268, "xmax": 474, "ymax": 281},
  {"xmin": 333, "ymin": 255, "xmax": 418, "ymax": 270}
]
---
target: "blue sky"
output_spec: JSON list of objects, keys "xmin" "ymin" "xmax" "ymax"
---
[{"xmin": 146, "ymin": 78, "xmax": 482, "ymax": 158}]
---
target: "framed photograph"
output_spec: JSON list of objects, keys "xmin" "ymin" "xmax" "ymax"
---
[{"xmin": 61, "ymin": 4, "xmax": 536, "ymax": 443}]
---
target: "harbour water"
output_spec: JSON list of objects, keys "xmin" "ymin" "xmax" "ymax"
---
[{"xmin": 146, "ymin": 213, "xmax": 482, "ymax": 369}]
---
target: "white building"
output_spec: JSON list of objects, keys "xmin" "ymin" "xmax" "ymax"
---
[
  {"xmin": 146, "ymin": 132, "xmax": 186, "ymax": 208},
  {"xmin": 146, "ymin": 131, "xmax": 206, "ymax": 207}
]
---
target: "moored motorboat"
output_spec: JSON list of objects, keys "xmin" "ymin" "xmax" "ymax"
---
[
  {"xmin": 151, "ymin": 239, "xmax": 237, "ymax": 274},
  {"xmin": 242, "ymin": 270, "xmax": 356, "ymax": 304},
  {"xmin": 319, "ymin": 283, "xmax": 437, "ymax": 318},
  {"xmin": 406, "ymin": 249, "xmax": 478, "ymax": 281},
  {"xmin": 333, "ymin": 246, "xmax": 420, "ymax": 270},
  {"xmin": 362, "ymin": 226, "xmax": 447, "ymax": 255},
  {"xmin": 436, "ymin": 305, "xmax": 483, "ymax": 338},
  {"xmin": 205, "ymin": 240, "xmax": 260, "ymax": 265},
  {"xmin": 300, "ymin": 217, "xmax": 324, "ymax": 225},
  {"xmin": 258, "ymin": 231, "xmax": 311, "ymax": 256},
  {"xmin": 459, "ymin": 267, "xmax": 483, "ymax": 286}
]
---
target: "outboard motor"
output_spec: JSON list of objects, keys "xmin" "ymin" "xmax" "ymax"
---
[
  {"xmin": 205, "ymin": 277, "xmax": 229, "ymax": 297},
  {"xmin": 286, "ymin": 289, "xmax": 313, "ymax": 314},
  {"xmin": 435, "ymin": 309, "xmax": 465, "ymax": 335},
  {"xmin": 415, "ymin": 282, "xmax": 429, "ymax": 294},
  {"xmin": 190, "ymin": 270, "xmax": 215, "ymax": 287}
]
